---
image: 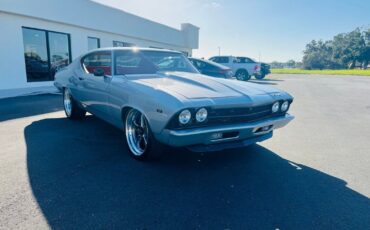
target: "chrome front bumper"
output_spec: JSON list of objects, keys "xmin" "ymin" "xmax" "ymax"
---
[{"xmin": 156, "ymin": 114, "xmax": 294, "ymax": 149}]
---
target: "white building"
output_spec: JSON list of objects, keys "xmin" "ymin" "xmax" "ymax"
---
[{"xmin": 0, "ymin": 0, "xmax": 199, "ymax": 97}]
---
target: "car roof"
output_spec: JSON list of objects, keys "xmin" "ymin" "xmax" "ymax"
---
[
  {"xmin": 189, "ymin": 57, "xmax": 230, "ymax": 70},
  {"xmin": 87, "ymin": 47, "xmax": 182, "ymax": 54}
]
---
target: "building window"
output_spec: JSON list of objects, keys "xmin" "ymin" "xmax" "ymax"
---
[
  {"xmin": 88, "ymin": 37, "xmax": 100, "ymax": 50},
  {"xmin": 113, "ymin": 41, "xmax": 135, "ymax": 47},
  {"xmin": 22, "ymin": 27, "xmax": 71, "ymax": 82}
]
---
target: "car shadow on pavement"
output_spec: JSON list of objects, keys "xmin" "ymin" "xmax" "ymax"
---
[
  {"xmin": 249, "ymin": 80, "xmax": 278, "ymax": 85},
  {"xmin": 0, "ymin": 94, "xmax": 62, "ymax": 122},
  {"xmin": 25, "ymin": 116, "xmax": 370, "ymax": 230},
  {"xmin": 261, "ymin": 78, "xmax": 284, "ymax": 82}
]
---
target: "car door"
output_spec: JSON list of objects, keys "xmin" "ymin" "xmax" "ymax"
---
[
  {"xmin": 235, "ymin": 57, "xmax": 255, "ymax": 74},
  {"xmin": 230, "ymin": 57, "xmax": 240, "ymax": 73},
  {"xmin": 79, "ymin": 51, "xmax": 113, "ymax": 117}
]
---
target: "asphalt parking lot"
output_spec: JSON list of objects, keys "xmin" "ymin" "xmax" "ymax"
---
[{"xmin": 0, "ymin": 74, "xmax": 369, "ymax": 229}]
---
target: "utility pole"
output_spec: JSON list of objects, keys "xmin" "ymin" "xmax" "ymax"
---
[{"xmin": 259, "ymin": 51, "xmax": 261, "ymax": 63}]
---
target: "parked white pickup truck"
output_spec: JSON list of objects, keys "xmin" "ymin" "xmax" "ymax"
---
[{"xmin": 209, "ymin": 56, "xmax": 269, "ymax": 81}]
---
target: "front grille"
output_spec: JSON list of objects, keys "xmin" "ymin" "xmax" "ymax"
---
[
  {"xmin": 207, "ymin": 104, "xmax": 276, "ymax": 126},
  {"xmin": 167, "ymin": 103, "xmax": 287, "ymax": 130}
]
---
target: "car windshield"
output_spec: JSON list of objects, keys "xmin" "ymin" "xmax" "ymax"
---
[{"xmin": 115, "ymin": 50, "xmax": 199, "ymax": 75}]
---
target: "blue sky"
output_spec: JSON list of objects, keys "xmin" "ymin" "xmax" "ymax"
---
[{"xmin": 93, "ymin": 0, "xmax": 370, "ymax": 62}]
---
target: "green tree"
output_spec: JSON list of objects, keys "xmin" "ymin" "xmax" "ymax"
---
[
  {"xmin": 332, "ymin": 28, "xmax": 365, "ymax": 69},
  {"xmin": 360, "ymin": 29, "xmax": 370, "ymax": 69},
  {"xmin": 302, "ymin": 40, "xmax": 337, "ymax": 69},
  {"xmin": 286, "ymin": 59, "xmax": 296, "ymax": 68}
]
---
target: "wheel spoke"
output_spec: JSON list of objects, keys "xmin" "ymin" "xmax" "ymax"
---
[
  {"xmin": 136, "ymin": 134, "xmax": 143, "ymax": 148},
  {"xmin": 125, "ymin": 109, "xmax": 149, "ymax": 156},
  {"xmin": 138, "ymin": 135, "xmax": 147, "ymax": 150},
  {"xmin": 133, "ymin": 117, "xmax": 141, "ymax": 128},
  {"xmin": 140, "ymin": 114, "xmax": 145, "ymax": 128},
  {"xmin": 64, "ymin": 90, "xmax": 72, "ymax": 116},
  {"xmin": 142, "ymin": 134, "xmax": 148, "ymax": 146}
]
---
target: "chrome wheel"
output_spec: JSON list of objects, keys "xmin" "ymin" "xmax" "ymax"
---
[
  {"xmin": 236, "ymin": 70, "xmax": 250, "ymax": 81},
  {"xmin": 236, "ymin": 72, "xmax": 246, "ymax": 80},
  {"xmin": 64, "ymin": 89, "xmax": 72, "ymax": 117},
  {"xmin": 125, "ymin": 109, "xmax": 149, "ymax": 156}
]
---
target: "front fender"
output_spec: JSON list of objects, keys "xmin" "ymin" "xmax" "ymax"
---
[{"xmin": 108, "ymin": 78, "xmax": 184, "ymax": 134}]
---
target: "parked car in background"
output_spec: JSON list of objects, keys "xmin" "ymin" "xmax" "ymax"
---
[
  {"xmin": 259, "ymin": 62, "xmax": 271, "ymax": 79},
  {"xmin": 188, "ymin": 57, "xmax": 233, "ymax": 79},
  {"xmin": 54, "ymin": 47, "xmax": 294, "ymax": 161},
  {"xmin": 209, "ymin": 56, "xmax": 269, "ymax": 80}
]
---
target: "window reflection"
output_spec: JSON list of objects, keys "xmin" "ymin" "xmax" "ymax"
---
[
  {"xmin": 49, "ymin": 32, "xmax": 70, "ymax": 77},
  {"xmin": 22, "ymin": 28, "xmax": 71, "ymax": 82},
  {"xmin": 22, "ymin": 28, "xmax": 50, "ymax": 82}
]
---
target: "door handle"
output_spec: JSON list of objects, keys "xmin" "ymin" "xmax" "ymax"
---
[{"xmin": 78, "ymin": 77, "xmax": 85, "ymax": 81}]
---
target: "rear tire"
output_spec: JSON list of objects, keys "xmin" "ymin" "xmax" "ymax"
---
[
  {"xmin": 124, "ymin": 108, "xmax": 163, "ymax": 161},
  {"xmin": 254, "ymin": 73, "xmax": 266, "ymax": 80},
  {"xmin": 235, "ymin": 69, "xmax": 251, "ymax": 81},
  {"xmin": 63, "ymin": 88, "xmax": 86, "ymax": 119}
]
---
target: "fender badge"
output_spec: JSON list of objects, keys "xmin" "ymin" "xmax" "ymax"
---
[{"xmin": 270, "ymin": 93, "xmax": 282, "ymax": 97}]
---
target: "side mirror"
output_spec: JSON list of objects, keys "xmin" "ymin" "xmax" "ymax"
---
[{"xmin": 93, "ymin": 68, "xmax": 105, "ymax": 77}]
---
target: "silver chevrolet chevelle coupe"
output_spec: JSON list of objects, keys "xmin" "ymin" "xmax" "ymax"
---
[{"xmin": 54, "ymin": 47, "xmax": 294, "ymax": 160}]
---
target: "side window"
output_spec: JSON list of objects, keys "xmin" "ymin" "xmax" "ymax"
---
[
  {"xmin": 211, "ymin": 57, "xmax": 229, "ymax": 64},
  {"xmin": 192, "ymin": 60, "xmax": 205, "ymax": 69},
  {"xmin": 189, "ymin": 59, "xmax": 196, "ymax": 67},
  {"xmin": 238, "ymin": 58, "xmax": 246, "ymax": 63},
  {"xmin": 235, "ymin": 57, "xmax": 255, "ymax": 63},
  {"xmin": 233, "ymin": 57, "xmax": 238, "ymax": 63},
  {"xmin": 204, "ymin": 63, "xmax": 216, "ymax": 71},
  {"xmin": 82, "ymin": 52, "xmax": 112, "ymax": 75}
]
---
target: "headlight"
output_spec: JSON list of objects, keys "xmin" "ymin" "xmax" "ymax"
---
[
  {"xmin": 281, "ymin": 101, "xmax": 289, "ymax": 112},
  {"xmin": 272, "ymin": 102, "xmax": 280, "ymax": 113},
  {"xmin": 179, "ymin": 109, "xmax": 191, "ymax": 124},
  {"xmin": 196, "ymin": 108, "xmax": 208, "ymax": 122}
]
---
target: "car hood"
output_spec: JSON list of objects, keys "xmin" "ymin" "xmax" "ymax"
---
[{"xmin": 132, "ymin": 72, "xmax": 283, "ymax": 100}]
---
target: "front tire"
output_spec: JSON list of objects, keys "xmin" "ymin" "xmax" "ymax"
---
[
  {"xmin": 235, "ymin": 69, "xmax": 251, "ymax": 81},
  {"xmin": 124, "ymin": 109, "xmax": 163, "ymax": 161},
  {"xmin": 63, "ymin": 88, "xmax": 86, "ymax": 119}
]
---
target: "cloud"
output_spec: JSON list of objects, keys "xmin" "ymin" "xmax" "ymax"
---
[{"xmin": 203, "ymin": 1, "xmax": 221, "ymax": 9}]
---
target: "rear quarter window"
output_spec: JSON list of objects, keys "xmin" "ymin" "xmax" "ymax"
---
[{"xmin": 81, "ymin": 51, "xmax": 112, "ymax": 75}]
